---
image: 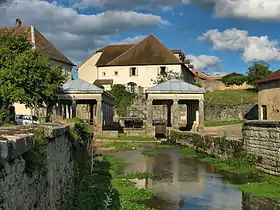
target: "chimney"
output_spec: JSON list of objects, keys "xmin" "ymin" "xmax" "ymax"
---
[{"xmin": 15, "ymin": 18, "xmax": 22, "ymax": 27}]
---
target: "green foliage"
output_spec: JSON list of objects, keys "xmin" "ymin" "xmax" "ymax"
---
[
  {"xmin": 0, "ymin": 33, "xmax": 66, "ymax": 122},
  {"xmin": 68, "ymin": 118, "xmax": 92, "ymax": 145},
  {"xmin": 22, "ymin": 127, "xmax": 48, "ymax": 176},
  {"xmin": 119, "ymin": 172, "xmax": 155, "ymax": 180},
  {"xmin": 107, "ymin": 155, "xmax": 156, "ymax": 210},
  {"xmin": 247, "ymin": 60, "xmax": 272, "ymax": 86},
  {"xmin": 108, "ymin": 84, "xmax": 136, "ymax": 115},
  {"xmin": 219, "ymin": 136, "xmax": 227, "ymax": 154},
  {"xmin": 204, "ymin": 120, "xmax": 245, "ymax": 127},
  {"xmin": 99, "ymin": 135, "xmax": 156, "ymax": 141},
  {"xmin": 205, "ymin": 89, "xmax": 257, "ymax": 105},
  {"xmin": 141, "ymin": 150, "xmax": 158, "ymax": 157},
  {"xmin": 222, "ymin": 75, "xmax": 247, "ymax": 86},
  {"xmin": 151, "ymin": 70, "xmax": 181, "ymax": 84},
  {"xmin": 103, "ymin": 142, "xmax": 137, "ymax": 152}
]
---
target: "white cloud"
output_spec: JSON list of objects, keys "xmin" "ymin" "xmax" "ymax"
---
[
  {"xmin": 185, "ymin": 0, "xmax": 280, "ymax": 21},
  {"xmin": 0, "ymin": 0, "xmax": 168, "ymax": 64},
  {"xmin": 199, "ymin": 28, "xmax": 280, "ymax": 62},
  {"xmin": 113, "ymin": 35, "xmax": 146, "ymax": 44},
  {"xmin": 186, "ymin": 54, "xmax": 221, "ymax": 69}
]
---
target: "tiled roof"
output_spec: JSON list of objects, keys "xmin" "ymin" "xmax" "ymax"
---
[
  {"xmin": 63, "ymin": 79, "xmax": 103, "ymax": 92},
  {"xmin": 96, "ymin": 34, "xmax": 181, "ymax": 66},
  {"xmin": 192, "ymin": 69, "xmax": 209, "ymax": 80},
  {"xmin": 257, "ymin": 69, "xmax": 280, "ymax": 84},
  {"xmin": 0, "ymin": 26, "xmax": 74, "ymax": 66},
  {"xmin": 146, "ymin": 79, "xmax": 205, "ymax": 93},
  {"xmin": 96, "ymin": 44, "xmax": 134, "ymax": 66}
]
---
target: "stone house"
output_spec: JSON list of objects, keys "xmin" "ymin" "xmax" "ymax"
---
[
  {"xmin": 257, "ymin": 69, "xmax": 280, "ymax": 120},
  {"xmin": 78, "ymin": 34, "xmax": 195, "ymax": 93},
  {"xmin": 0, "ymin": 19, "xmax": 75, "ymax": 115}
]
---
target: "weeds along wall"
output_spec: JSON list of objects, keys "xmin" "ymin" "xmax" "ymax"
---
[
  {"xmin": 0, "ymin": 121, "xmax": 96, "ymax": 210},
  {"xmin": 169, "ymin": 129, "xmax": 243, "ymax": 158}
]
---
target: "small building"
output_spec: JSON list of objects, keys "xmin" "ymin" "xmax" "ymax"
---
[
  {"xmin": 57, "ymin": 79, "xmax": 114, "ymax": 127},
  {"xmin": 146, "ymin": 79, "xmax": 205, "ymax": 132},
  {"xmin": 78, "ymin": 34, "xmax": 195, "ymax": 93},
  {"xmin": 257, "ymin": 70, "xmax": 280, "ymax": 120}
]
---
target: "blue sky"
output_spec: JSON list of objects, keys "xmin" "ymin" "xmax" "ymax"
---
[{"xmin": 1, "ymin": 0, "xmax": 280, "ymax": 77}]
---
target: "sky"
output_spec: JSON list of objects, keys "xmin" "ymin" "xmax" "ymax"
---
[{"xmin": 1, "ymin": 0, "xmax": 280, "ymax": 77}]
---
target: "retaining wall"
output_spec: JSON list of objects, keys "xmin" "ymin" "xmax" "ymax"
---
[
  {"xmin": 169, "ymin": 129, "xmax": 243, "ymax": 158},
  {"xmin": 243, "ymin": 120, "xmax": 280, "ymax": 175},
  {"xmin": 0, "ymin": 124, "xmax": 74, "ymax": 210}
]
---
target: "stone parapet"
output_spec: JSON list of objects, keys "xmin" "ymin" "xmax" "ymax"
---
[{"xmin": 243, "ymin": 120, "xmax": 280, "ymax": 175}]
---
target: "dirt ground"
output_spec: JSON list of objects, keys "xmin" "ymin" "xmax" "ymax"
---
[{"xmin": 202, "ymin": 124, "xmax": 243, "ymax": 138}]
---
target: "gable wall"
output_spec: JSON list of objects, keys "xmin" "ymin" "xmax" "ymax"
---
[{"xmin": 78, "ymin": 52, "xmax": 103, "ymax": 84}]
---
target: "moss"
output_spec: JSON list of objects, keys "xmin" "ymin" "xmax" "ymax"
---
[
  {"xmin": 205, "ymin": 120, "xmax": 245, "ymax": 127},
  {"xmin": 22, "ymin": 127, "xmax": 48, "ymax": 176},
  {"xmin": 141, "ymin": 150, "xmax": 158, "ymax": 157}
]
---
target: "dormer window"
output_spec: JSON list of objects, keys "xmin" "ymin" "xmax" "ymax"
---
[{"xmin": 129, "ymin": 67, "xmax": 138, "ymax": 76}]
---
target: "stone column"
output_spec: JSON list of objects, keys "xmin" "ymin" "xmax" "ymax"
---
[
  {"xmin": 72, "ymin": 100, "xmax": 77, "ymax": 118},
  {"xmin": 96, "ymin": 99, "xmax": 103, "ymax": 127},
  {"xmin": 147, "ymin": 99, "xmax": 153, "ymax": 126},
  {"xmin": 172, "ymin": 99, "xmax": 179, "ymax": 128},
  {"xmin": 63, "ymin": 104, "xmax": 66, "ymax": 119},
  {"xmin": 198, "ymin": 99, "xmax": 204, "ymax": 128}
]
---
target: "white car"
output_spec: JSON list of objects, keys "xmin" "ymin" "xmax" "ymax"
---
[{"xmin": 15, "ymin": 114, "xmax": 40, "ymax": 125}]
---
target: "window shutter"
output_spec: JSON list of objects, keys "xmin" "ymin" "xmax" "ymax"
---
[
  {"xmin": 136, "ymin": 68, "xmax": 138, "ymax": 76},
  {"xmin": 157, "ymin": 67, "xmax": 160, "ymax": 75},
  {"xmin": 129, "ymin": 68, "xmax": 132, "ymax": 77}
]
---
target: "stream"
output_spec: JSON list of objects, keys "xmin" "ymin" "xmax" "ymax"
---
[{"xmin": 109, "ymin": 146, "xmax": 280, "ymax": 210}]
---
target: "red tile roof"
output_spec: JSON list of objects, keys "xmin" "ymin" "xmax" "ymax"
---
[
  {"xmin": 191, "ymin": 69, "xmax": 209, "ymax": 80},
  {"xmin": 257, "ymin": 69, "xmax": 280, "ymax": 84},
  {"xmin": 0, "ymin": 26, "xmax": 74, "ymax": 66}
]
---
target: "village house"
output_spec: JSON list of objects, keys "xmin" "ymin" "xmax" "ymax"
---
[
  {"xmin": 78, "ymin": 34, "xmax": 195, "ymax": 93},
  {"xmin": 0, "ymin": 19, "xmax": 75, "ymax": 115},
  {"xmin": 257, "ymin": 69, "xmax": 280, "ymax": 120}
]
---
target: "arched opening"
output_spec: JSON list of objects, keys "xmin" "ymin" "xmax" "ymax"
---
[{"xmin": 127, "ymin": 82, "xmax": 137, "ymax": 93}]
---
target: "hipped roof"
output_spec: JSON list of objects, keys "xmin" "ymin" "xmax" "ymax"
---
[{"xmin": 96, "ymin": 34, "xmax": 182, "ymax": 66}]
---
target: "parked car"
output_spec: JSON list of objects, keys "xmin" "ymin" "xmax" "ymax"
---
[{"xmin": 15, "ymin": 114, "xmax": 40, "ymax": 125}]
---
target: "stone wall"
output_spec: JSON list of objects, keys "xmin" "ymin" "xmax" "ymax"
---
[
  {"xmin": 243, "ymin": 121, "xmax": 280, "ymax": 175},
  {"xmin": 242, "ymin": 193, "xmax": 280, "ymax": 210},
  {"xmin": 199, "ymin": 80, "xmax": 253, "ymax": 91},
  {"xmin": 169, "ymin": 129, "xmax": 243, "ymax": 158},
  {"xmin": 0, "ymin": 124, "xmax": 74, "ymax": 210},
  {"xmin": 123, "ymin": 127, "xmax": 154, "ymax": 137},
  {"xmin": 205, "ymin": 103, "xmax": 258, "ymax": 122}
]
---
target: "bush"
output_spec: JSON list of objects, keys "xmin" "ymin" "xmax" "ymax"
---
[{"xmin": 223, "ymin": 75, "xmax": 247, "ymax": 86}]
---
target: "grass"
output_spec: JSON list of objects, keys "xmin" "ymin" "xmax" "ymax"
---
[
  {"xmin": 141, "ymin": 150, "xmax": 158, "ymax": 157},
  {"xmin": 205, "ymin": 89, "xmax": 257, "ymax": 105},
  {"xmin": 105, "ymin": 155, "xmax": 156, "ymax": 210},
  {"xmin": 152, "ymin": 144, "xmax": 177, "ymax": 148},
  {"xmin": 205, "ymin": 120, "xmax": 245, "ymax": 127},
  {"xmin": 103, "ymin": 142, "xmax": 138, "ymax": 152},
  {"xmin": 97, "ymin": 135, "xmax": 156, "ymax": 141}
]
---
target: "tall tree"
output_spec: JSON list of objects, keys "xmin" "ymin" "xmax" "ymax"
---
[
  {"xmin": 247, "ymin": 60, "xmax": 272, "ymax": 86},
  {"xmin": 0, "ymin": 33, "xmax": 66, "ymax": 122}
]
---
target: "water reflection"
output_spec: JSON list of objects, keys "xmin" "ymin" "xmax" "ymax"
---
[{"xmin": 111, "ymin": 148, "xmax": 280, "ymax": 210}]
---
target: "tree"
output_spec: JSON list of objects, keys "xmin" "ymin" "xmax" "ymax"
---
[
  {"xmin": 151, "ymin": 70, "xmax": 181, "ymax": 84},
  {"xmin": 108, "ymin": 84, "xmax": 136, "ymax": 116},
  {"xmin": 247, "ymin": 60, "xmax": 272, "ymax": 86},
  {"xmin": 0, "ymin": 33, "xmax": 66, "ymax": 122},
  {"xmin": 221, "ymin": 73, "xmax": 247, "ymax": 86}
]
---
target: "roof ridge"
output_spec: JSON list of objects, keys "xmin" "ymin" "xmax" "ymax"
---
[{"xmin": 106, "ymin": 35, "xmax": 149, "ymax": 65}]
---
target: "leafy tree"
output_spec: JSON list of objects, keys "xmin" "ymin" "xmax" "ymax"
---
[
  {"xmin": 221, "ymin": 73, "xmax": 247, "ymax": 86},
  {"xmin": 247, "ymin": 60, "xmax": 272, "ymax": 86},
  {"xmin": 108, "ymin": 84, "xmax": 136, "ymax": 116},
  {"xmin": 151, "ymin": 70, "xmax": 181, "ymax": 84},
  {"xmin": 0, "ymin": 33, "xmax": 66, "ymax": 122}
]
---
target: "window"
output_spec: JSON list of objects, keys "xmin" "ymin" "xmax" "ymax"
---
[
  {"xmin": 130, "ymin": 67, "xmax": 137, "ymax": 76},
  {"xmin": 262, "ymin": 105, "xmax": 267, "ymax": 120},
  {"xmin": 102, "ymin": 72, "xmax": 106, "ymax": 77},
  {"xmin": 160, "ymin": 66, "xmax": 166, "ymax": 75},
  {"xmin": 114, "ymin": 71, "xmax": 118, "ymax": 76}
]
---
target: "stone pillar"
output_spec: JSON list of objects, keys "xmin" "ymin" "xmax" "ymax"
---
[
  {"xmin": 147, "ymin": 99, "xmax": 153, "ymax": 126},
  {"xmin": 198, "ymin": 99, "xmax": 204, "ymax": 129},
  {"xmin": 96, "ymin": 99, "xmax": 103, "ymax": 127},
  {"xmin": 72, "ymin": 100, "xmax": 77, "ymax": 118},
  {"xmin": 63, "ymin": 104, "xmax": 66, "ymax": 119},
  {"xmin": 172, "ymin": 99, "xmax": 179, "ymax": 128}
]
